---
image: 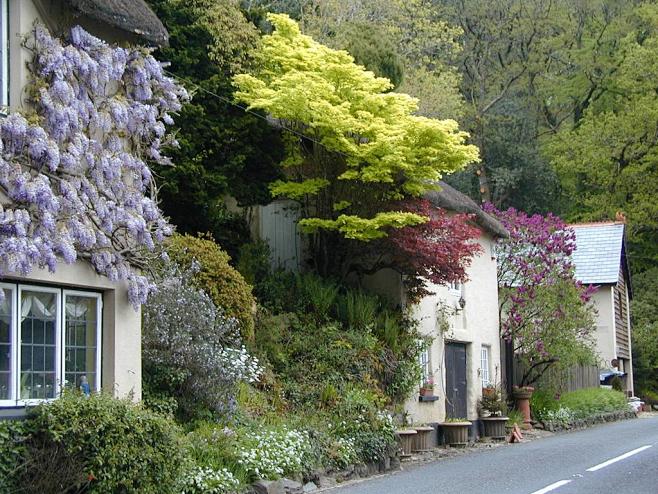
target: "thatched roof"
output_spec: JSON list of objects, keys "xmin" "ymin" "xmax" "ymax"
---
[
  {"xmin": 424, "ymin": 182, "xmax": 508, "ymax": 238},
  {"xmin": 68, "ymin": 0, "xmax": 168, "ymax": 46}
]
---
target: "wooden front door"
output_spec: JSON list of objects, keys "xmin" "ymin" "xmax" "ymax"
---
[{"xmin": 445, "ymin": 343, "xmax": 468, "ymax": 419}]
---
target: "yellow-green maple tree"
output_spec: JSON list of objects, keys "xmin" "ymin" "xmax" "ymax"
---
[{"xmin": 234, "ymin": 14, "xmax": 478, "ymax": 243}]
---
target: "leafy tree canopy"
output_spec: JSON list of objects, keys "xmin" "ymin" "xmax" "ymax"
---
[
  {"xmin": 302, "ymin": 0, "xmax": 464, "ymax": 119},
  {"xmin": 147, "ymin": 0, "xmax": 283, "ymax": 257},
  {"xmin": 631, "ymin": 267, "xmax": 658, "ymax": 395},
  {"xmin": 233, "ymin": 14, "xmax": 478, "ymax": 242},
  {"xmin": 545, "ymin": 5, "xmax": 658, "ymax": 270},
  {"xmin": 487, "ymin": 205, "xmax": 597, "ymax": 385}
]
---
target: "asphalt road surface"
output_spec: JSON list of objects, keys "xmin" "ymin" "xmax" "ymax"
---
[{"xmin": 332, "ymin": 415, "xmax": 658, "ymax": 494}]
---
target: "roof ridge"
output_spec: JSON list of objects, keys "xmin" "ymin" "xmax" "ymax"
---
[{"xmin": 569, "ymin": 221, "xmax": 625, "ymax": 228}]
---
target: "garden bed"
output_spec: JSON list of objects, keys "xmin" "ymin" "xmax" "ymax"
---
[{"xmin": 537, "ymin": 409, "xmax": 637, "ymax": 432}]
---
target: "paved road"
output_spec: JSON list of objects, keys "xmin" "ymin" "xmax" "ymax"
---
[{"xmin": 332, "ymin": 415, "xmax": 658, "ymax": 494}]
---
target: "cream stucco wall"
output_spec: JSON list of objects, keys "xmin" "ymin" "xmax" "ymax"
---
[
  {"xmin": 1, "ymin": 0, "xmax": 144, "ymax": 406},
  {"xmin": 591, "ymin": 285, "xmax": 634, "ymax": 394},
  {"xmin": 363, "ymin": 234, "xmax": 502, "ymax": 424},
  {"xmin": 591, "ymin": 287, "xmax": 616, "ymax": 369}
]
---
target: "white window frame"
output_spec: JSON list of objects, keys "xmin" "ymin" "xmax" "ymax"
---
[
  {"xmin": 17, "ymin": 284, "xmax": 61, "ymax": 406},
  {"xmin": 0, "ymin": 0, "xmax": 8, "ymax": 108},
  {"xmin": 420, "ymin": 345, "xmax": 431, "ymax": 386},
  {"xmin": 0, "ymin": 282, "xmax": 102, "ymax": 407},
  {"xmin": 63, "ymin": 290, "xmax": 103, "ymax": 393},
  {"xmin": 0, "ymin": 282, "xmax": 17, "ymax": 407},
  {"xmin": 448, "ymin": 281, "xmax": 462, "ymax": 297},
  {"xmin": 480, "ymin": 345, "xmax": 491, "ymax": 388}
]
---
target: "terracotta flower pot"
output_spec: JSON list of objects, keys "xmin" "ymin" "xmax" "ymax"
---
[
  {"xmin": 482, "ymin": 387, "xmax": 496, "ymax": 398},
  {"xmin": 512, "ymin": 388, "xmax": 534, "ymax": 400},
  {"xmin": 512, "ymin": 387, "xmax": 534, "ymax": 428},
  {"xmin": 419, "ymin": 387, "xmax": 434, "ymax": 397}
]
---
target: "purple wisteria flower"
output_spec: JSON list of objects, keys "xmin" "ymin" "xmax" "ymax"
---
[{"xmin": 0, "ymin": 25, "xmax": 188, "ymax": 307}]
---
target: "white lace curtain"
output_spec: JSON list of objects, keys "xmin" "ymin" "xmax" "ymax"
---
[
  {"xmin": 0, "ymin": 289, "xmax": 11, "ymax": 317},
  {"xmin": 65, "ymin": 299, "xmax": 89, "ymax": 319},
  {"xmin": 21, "ymin": 293, "xmax": 56, "ymax": 322}
]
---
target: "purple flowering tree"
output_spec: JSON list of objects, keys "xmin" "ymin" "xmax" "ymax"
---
[
  {"xmin": 0, "ymin": 25, "xmax": 187, "ymax": 306},
  {"xmin": 484, "ymin": 205, "xmax": 597, "ymax": 386}
]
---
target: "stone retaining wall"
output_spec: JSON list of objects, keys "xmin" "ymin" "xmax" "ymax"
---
[
  {"xmin": 247, "ymin": 454, "xmax": 401, "ymax": 494},
  {"xmin": 539, "ymin": 410, "xmax": 637, "ymax": 433}
]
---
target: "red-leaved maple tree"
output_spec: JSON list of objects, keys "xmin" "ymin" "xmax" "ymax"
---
[{"xmin": 387, "ymin": 199, "xmax": 483, "ymax": 301}]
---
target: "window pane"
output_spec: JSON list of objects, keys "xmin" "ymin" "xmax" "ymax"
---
[
  {"xmin": 0, "ymin": 288, "xmax": 12, "ymax": 400},
  {"xmin": 481, "ymin": 347, "xmax": 490, "ymax": 387},
  {"xmin": 20, "ymin": 291, "xmax": 57, "ymax": 400},
  {"xmin": 64, "ymin": 295, "xmax": 98, "ymax": 392}
]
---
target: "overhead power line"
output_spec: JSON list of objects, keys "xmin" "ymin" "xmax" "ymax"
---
[{"xmin": 163, "ymin": 68, "xmax": 352, "ymax": 160}]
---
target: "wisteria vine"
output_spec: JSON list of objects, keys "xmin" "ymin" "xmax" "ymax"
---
[{"xmin": 0, "ymin": 25, "xmax": 187, "ymax": 307}]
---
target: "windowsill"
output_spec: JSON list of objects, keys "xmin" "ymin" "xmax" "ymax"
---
[
  {"xmin": 0, "ymin": 398, "xmax": 57, "ymax": 408},
  {"xmin": 419, "ymin": 395, "xmax": 439, "ymax": 402}
]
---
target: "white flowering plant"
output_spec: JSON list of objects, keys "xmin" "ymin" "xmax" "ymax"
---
[
  {"xmin": 329, "ymin": 389, "xmax": 397, "ymax": 463},
  {"xmin": 543, "ymin": 407, "xmax": 576, "ymax": 426},
  {"xmin": 180, "ymin": 466, "xmax": 240, "ymax": 494},
  {"xmin": 143, "ymin": 265, "xmax": 262, "ymax": 418},
  {"xmin": 324, "ymin": 435, "xmax": 359, "ymax": 469},
  {"xmin": 235, "ymin": 426, "xmax": 314, "ymax": 480}
]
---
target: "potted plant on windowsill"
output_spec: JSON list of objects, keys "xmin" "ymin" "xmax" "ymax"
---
[
  {"xmin": 478, "ymin": 384, "xmax": 508, "ymax": 440},
  {"xmin": 419, "ymin": 377, "xmax": 435, "ymax": 397}
]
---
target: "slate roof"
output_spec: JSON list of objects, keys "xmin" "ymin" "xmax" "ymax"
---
[
  {"xmin": 570, "ymin": 222, "xmax": 626, "ymax": 284},
  {"xmin": 67, "ymin": 0, "xmax": 169, "ymax": 46},
  {"xmin": 425, "ymin": 182, "xmax": 509, "ymax": 239}
]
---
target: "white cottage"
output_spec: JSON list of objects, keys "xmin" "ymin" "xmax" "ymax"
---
[
  {"xmin": 0, "ymin": 0, "xmax": 168, "ymax": 415},
  {"xmin": 362, "ymin": 183, "xmax": 508, "ymax": 432},
  {"xmin": 570, "ymin": 221, "xmax": 634, "ymax": 395}
]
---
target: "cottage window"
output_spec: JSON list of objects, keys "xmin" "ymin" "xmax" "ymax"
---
[
  {"xmin": 419, "ymin": 346, "xmax": 431, "ymax": 386},
  {"xmin": 0, "ymin": 0, "xmax": 8, "ymax": 107},
  {"xmin": 480, "ymin": 346, "xmax": 490, "ymax": 388},
  {"xmin": 0, "ymin": 282, "xmax": 102, "ymax": 406},
  {"xmin": 449, "ymin": 281, "xmax": 462, "ymax": 296}
]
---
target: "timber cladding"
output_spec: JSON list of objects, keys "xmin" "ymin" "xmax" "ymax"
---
[{"xmin": 614, "ymin": 266, "xmax": 630, "ymax": 358}]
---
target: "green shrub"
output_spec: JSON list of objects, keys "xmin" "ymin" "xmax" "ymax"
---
[
  {"xmin": 22, "ymin": 392, "xmax": 188, "ymax": 494},
  {"xmin": 297, "ymin": 273, "xmax": 340, "ymax": 320},
  {"xmin": 559, "ymin": 388, "xmax": 629, "ymax": 419},
  {"xmin": 641, "ymin": 389, "xmax": 658, "ymax": 405},
  {"xmin": 506, "ymin": 409, "xmax": 524, "ymax": 427},
  {"xmin": 338, "ymin": 290, "xmax": 379, "ymax": 330},
  {"xmin": 167, "ymin": 233, "xmax": 256, "ymax": 341},
  {"xmin": 478, "ymin": 385, "xmax": 508, "ymax": 417},
  {"xmin": 237, "ymin": 240, "xmax": 272, "ymax": 287},
  {"xmin": 610, "ymin": 375, "xmax": 623, "ymax": 392},
  {"xmin": 257, "ymin": 317, "xmax": 382, "ymax": 408},
  {"xmin": 331, "ymin": 387, "xmax": 396, "ymax": 463},
  {"xmin": 530, "ymin": 388, "xmax": 560, "ymax": 421},
  {"xmin": 185, "ymin": 423, "xmax": 242, "ymax": 473},
  {"xmin": 0, "ymin": 419, "xmax": 27, "ymax": 491}
]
